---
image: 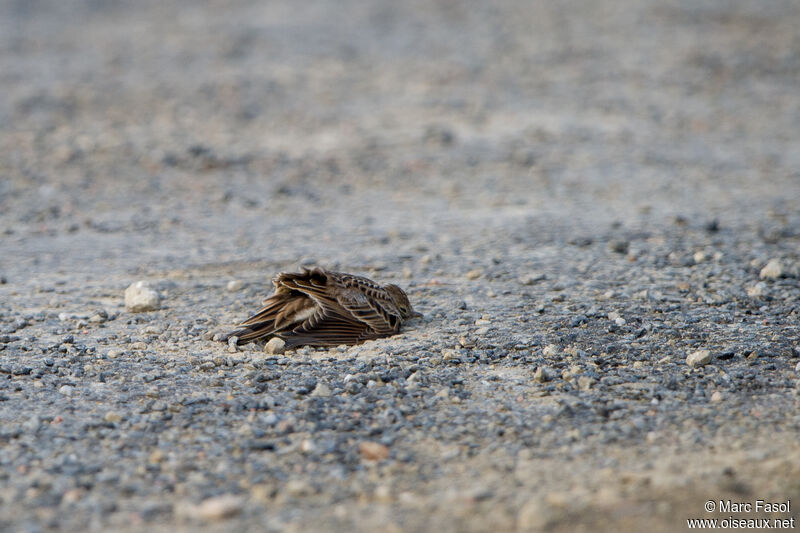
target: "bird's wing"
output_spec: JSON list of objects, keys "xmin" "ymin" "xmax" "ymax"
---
[
  {"xmin": 283, "ymin": 307, "xmax": 377, "ymax": 348},
  {"xmin": 278, "ymin": 269, "xmax": 401, "ymax": 335},
  {"xmin": 228, "ymin": 287, "xmax": 318, "ymax": 343},
  {"xmin": 334, "ymin": 286, "xmax": 399, "ymax": 335},
  {"xmin": 336, "ymin": 273, "xmax": 403, "ymax": 334}
]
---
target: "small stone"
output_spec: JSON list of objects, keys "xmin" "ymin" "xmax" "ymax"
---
[
  {"xmin": 577, "ymin": 376, "xmax": 595, "ymax": 391},
  {"xmin": 124, "ymin": 281, "xmax": 160, "ymax": 312},
  {"xmin": 226, "ymin": 336, "xmax": 239, "ymax": 353},
  {"xmin": 129, "ymin": 342, "xmax": 147, "ymax": 350},
  {"xmin": 571, "ymin": 315, "xmax": 588, "ymax": 327},
  {"xmin": 88, "ymin": 311, "xmax": 108, "ymax": 324},
  {"xmin": 374, "ymin": 485, "xmax": 392, "ymax": 503},
  {"xmin": 710, "ymin": 391, "xmax": 723, "ymax": 403},
  {"xmin": 686, "ymin": 350, "xmax": 712, "ymax": 368},
  {"xmin": 533, "ymin": 367, "xmax": 550, "ymax": 383},
  {"xmin": 227, "ymin": 280, "xmax": 244, "ymax": 291},
  {"xmin": 104, "ymin": 411, "xmax": 123, "ymax": 423},
  {"xmin": 519, "ymin": 272, "xmax": 546, "ymax": 285},
  {"xmin": 542, "ymin": 344, "xmax": 560, "ymax": 357},
  {"xmin": 465, "ymin": 269, "xmax": 482, "ymax": 280},
  {"xmin": 285, "ymin": 479, "xmax": 314, "ymax": 497},
  {"xmin": 310, "ymin": 383, "xmax": 331, "ymax": 397},
  {"xmin": 794, "ymin": 362, "xmax": 800, "ymax": 373},
  {"xmin": 608, "ymin": 240, "xmax": 629, "ymax": 254},
  {"xmin": 59, "ymin": 385, "xmax": 75, "ymax": 395},
  {"xmin": 359, "ymin": 441, "xmax": 390, "ymax": 461},
  {"xmin": 614, "ymin": 317, "xmax": 626, "ymax": 326},
  {"xmin": 760, "ymin": 259, "xmax": 783, "ymax": 280},
  {"xmin": 693, "ymin": 251, "xmax": 707, "ymax": 263},
  {"xmin": 442, "ymin": 349, "xmax": 460, "ymax": 361},
  {"xmin": 187, "ymin": 495, "xmax": 244, "ymax": 521},
  {"xmin": 264, "ymin": 338, "xmax": 286, "ymax": 355},
  {"xmin": 747, "ymin": 282, "xmax": 766, "ymax": 298},
  {"xmin": 148, "ymin": 449, "xmax": 166, "ymax": 464},
  {"xmin": 107, "ymin": 349, "xmax": 124, "ymax": 359}
]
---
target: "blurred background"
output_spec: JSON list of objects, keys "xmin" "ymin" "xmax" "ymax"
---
[{"xmin": 2, "ymin": 0, "xmax": 798, "ymax": 278}]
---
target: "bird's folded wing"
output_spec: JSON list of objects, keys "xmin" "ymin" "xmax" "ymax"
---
[
  {"xmin": 284, "ymin": 308, "xmax": 373, "ymax": 348},
  {"xmin": 335, "ymin": 288, "xmax": 399, "ymax": 335},
  {"xmin": 238, "ymin": 292, "xmax": 292, "ymax": 327}
]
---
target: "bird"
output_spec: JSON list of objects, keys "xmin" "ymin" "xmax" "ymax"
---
[{"xmin": 225, "ymin": 267, "xmax": 420, "ymax": 348}]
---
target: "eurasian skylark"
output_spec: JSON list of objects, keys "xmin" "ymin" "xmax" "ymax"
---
[{"xmin": 226, "ymin": 267, "xmax": 420, "ymax": 348}]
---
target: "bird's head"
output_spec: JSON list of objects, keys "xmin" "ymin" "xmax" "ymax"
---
[{"xmin": 385, "ymin": 284, "xmax": 422, "ymax": 319}]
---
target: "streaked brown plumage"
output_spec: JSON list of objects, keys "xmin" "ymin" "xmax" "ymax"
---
[{"xmin": 226, "ymin": 267, "xmax": 420, "ymax": 348}]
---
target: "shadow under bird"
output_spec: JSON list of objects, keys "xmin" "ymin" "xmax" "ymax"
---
[{"xmin": 225, "ymin": 267, "xmax": 420, "ymax": 348}]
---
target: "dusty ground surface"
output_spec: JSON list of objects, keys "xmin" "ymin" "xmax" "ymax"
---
[{"xmin": 1, "ymin": 0, "xmax": 800, "ymax": 531}]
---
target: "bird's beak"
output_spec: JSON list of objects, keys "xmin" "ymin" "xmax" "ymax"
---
[{"xmin": 410, "ymin": 310, "xmax": 423, "ymax": 319}]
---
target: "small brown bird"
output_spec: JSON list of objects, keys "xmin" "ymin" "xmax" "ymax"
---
[{"xmin": 226, "ymin": 267, "xmax": 420, "ymax": 348}]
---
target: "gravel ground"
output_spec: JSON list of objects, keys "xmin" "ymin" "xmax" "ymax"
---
[{"xmin": 2, "ymin": 1, "xmax": 800, "ymax": 531}]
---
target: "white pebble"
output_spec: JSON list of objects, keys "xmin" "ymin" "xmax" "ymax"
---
[
  {"xmin": 542, "ymin": 344, "xmax": 560, "ymax": 357},
  {"xmin": 760, "ymin": 259, "xmax": 783, "ymax": 280},
  {"xmin": 227, "ymin": 280, "xmax": 244, "ymax": 291},
  {"xmin": 747, "ymin": 282, "xmax": 766, "ymax": 298},
  {"xmin": 264, "ymin": 337, "xmax": 286, "ymax": 355},
  {"xmin": 185, "ymin": 494, "xmax": 244, "ymax": 521},
  {"xmin": 124, "ymin": 281, "xmax": 160, "ymax": 312},
  {"xmin": 686, "ymin": 350, "xmax": 712, "ymax": 368}
]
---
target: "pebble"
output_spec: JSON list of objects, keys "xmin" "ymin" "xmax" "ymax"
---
[
  {"xmin": 359, "ymin": 441, "xmax": 390, "ymax": 461},
  {"xmin": 285, "ymin": 479, "xmax": 314, "ymax": 497},
  {"xmin": 104, "ymin": 411, "xmax": 123, "ymax": 423},
  {"xmin": 310, "ymin": 383, "xmax": 331, "ymax": 397},
  {"xmin": 129, "ymin": 342, "xmax": 147, "ymax": 350},
  {"xmin": 148, "ymin": 449, "xmax": 166, "ymax": 464},
  {"xmin": 124, "ymin": 281, "xmax": 160, "ymax": 312},
  {"xmin": 59, "ymin": 385, "xmax": 75, "ymax": 395},
  {"xmin": 542, "ymin": 344, "xmax": 560, "ymax": 357},
  {"xmin": 608, "ymin": 240, "xmax": 629, "ymax": 254},
  {"xmin": 465, "ymin": 269, "xmax": 482, "ymax": 280},
  {"xmin": 227, "ymin": 336, "xmax": 239, "ymax": 353},
  {"xmin": 264, "ymin": 338, "xmax": 286, "ymax": 355},
  {"xmin": 183, "ymin": 494, "xmax": 244, "ymax": 521},
  {"xmin": 519, "ymin": 272, "xmax": 546, "ymax": 285},
  {"xmin": 106, "ymin": 349, "xmax": 124, "ymax": 359},
  {"xmin": 747, "ymin": 282, "xmax": 766, "ymax": 298},
  {"xmin": 710, "ymin": 391, "xmax": 723, "ymax": 403},
  {"xmin": 577, "ymin": 376, "xmax": 595, "ymax": 391},
  {"xmin": 88, "ymin": 310, "xmax": 108, "ymax": 323},
  {"xmin": 533, "ymin": 367, "xmax": 550, "ymax": 383},
  {"xmin": 759, "ymin": 259, "xmax": 783, "ymax": 280},
  {"xmin": 686, "ymin": 350, "xmax": 712, "ymax": 368},
  {"xmin": 227, "ymin": 280, "xmax": 244, "ymax": 291}
]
